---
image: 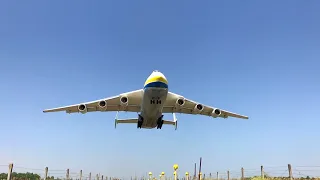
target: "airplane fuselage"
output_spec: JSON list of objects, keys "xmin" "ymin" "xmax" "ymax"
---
[
  {"xmin": 137, "ymin": 71, "xmax": 169, "ymax": 129},
  {"xmin": 139, "ymin": 87, "xmax": 168, "ymax": 128}
]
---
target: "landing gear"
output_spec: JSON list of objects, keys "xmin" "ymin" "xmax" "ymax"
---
[
  {"xmin": 157, "ymin": 115, "xmax": 164, "ymax": 129},
  {"xmin": 137, "ymin": 114, "xmax": 143, "ymax": 129},
  {"xmin": 157, "ymin": 121, "xmax": 163, "ymax": 129},
  {"xmin": 137, "ymin": 122, "xmax": 142, "ymax": 128}
]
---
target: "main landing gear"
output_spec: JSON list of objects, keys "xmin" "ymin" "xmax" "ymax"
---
[
  {"xmin": 157, "ymin": 115, "xmax": 164, "ymax": 129},
  {"xmin": 137, "ymin": 114, "xmax": 143, "ymax": 129}
]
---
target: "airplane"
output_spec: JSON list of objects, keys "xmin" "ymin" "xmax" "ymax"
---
[{"xmin": 43, "ymin": 70, "xmax": 248, "ymax": 130}]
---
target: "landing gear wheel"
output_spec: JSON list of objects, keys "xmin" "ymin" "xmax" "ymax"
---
[
  {"xmin": 157, "ymin": 120, "xmax": 163, "ymax": 129},
  {"xmin": 157, "ymin": 115, "xmax": 164, "ymax": 129},
  {"xmin": 137, "ymin": 121, "xmax": 143, "ymax": 128},
  {"xmin": 137, "ymin": 114, "xmax": 143, "ymax": 129}
]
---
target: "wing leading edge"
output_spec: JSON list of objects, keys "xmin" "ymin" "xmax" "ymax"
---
[
  {"xmin": 162, "ymin": 91, "xmax": 248, "ymax": 119},
  {"xmin": 43, "ymin": 89, "xmax": 143, "ymax": 114}
]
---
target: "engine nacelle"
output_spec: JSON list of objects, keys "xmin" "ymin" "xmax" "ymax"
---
[
  {"xmin": 212, "ymin": 108, "xmax": 221, "ymax": 117},
  {"xmin": 78, "ymin": 104, "xmax": 87, "ymax": 114},
  {"xmin": 193, "ymin": 103, "xmax": 204, "ymax": 113},
  {"xmin": 98, "ymin": 100, "xmax": 107, "ymax": 110},
  {"xmin": 175, "ymin": 98, "xmax": 185, "ymax": 107},
  {"xmin": 120, "ymin": 95, "xmax": 129, "ymax": 106}
]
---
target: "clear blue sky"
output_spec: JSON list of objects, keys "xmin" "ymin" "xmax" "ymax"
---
[{"xmin": 1, "ymin": 0, "xmax": 320, "ymax": 179}]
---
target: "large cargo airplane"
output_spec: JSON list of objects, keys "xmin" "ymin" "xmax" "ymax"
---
[{"xmin": 43, "ymin": 70, "xmax": 248, "ymax": 130}]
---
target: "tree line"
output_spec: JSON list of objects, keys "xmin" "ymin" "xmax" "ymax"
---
[{"xmin": 0, "ymin": 172, "xmax": 59, "ymax": 180}]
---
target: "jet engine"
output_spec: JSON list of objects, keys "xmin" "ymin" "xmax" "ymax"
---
[
  {"xmin": 175, "ymin": 98, "xmax": 185, "ymax": 107},
  {"xmin": 98, "ymin": 100, "xmax": 107, "ymax": 110},
  {"xmin": 78, "ymin": 104, "xmax": 87, "ymax": 114},
  {"xmin": 212, "ymin": 108, "xmax": 221, "ymax": 117},
  {"xmin": 193, "ymin": 103, "xmax": 204, "ymax": 113},
  {"xmin": 120, "ymin": 95, "xmax": 129, "ymax": 106}
]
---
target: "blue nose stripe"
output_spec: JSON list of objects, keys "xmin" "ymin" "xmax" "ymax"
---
[{"xmin": 144, "ymin": 81, "xmax": 168, "ymax": 89}]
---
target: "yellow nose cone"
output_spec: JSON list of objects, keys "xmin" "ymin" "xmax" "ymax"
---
[{"xmin": 145, "ymin": 74, "xmax": 168, "ymax": 85}]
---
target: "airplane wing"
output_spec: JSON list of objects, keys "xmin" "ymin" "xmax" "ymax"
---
[
  {"xmin": 43, "ymin": 89, "xmax": 143, "ymax": 114},
  {"xmin": 162, "ymin": 91, "xmax": 248, "ymax": 119}
]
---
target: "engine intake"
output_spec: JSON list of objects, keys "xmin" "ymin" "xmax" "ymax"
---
[
  {"xmin": 196, "ymin": 104, "xmax": 203, "ymax": 110},
  {"xmin": 120, "ymin": 96, "xmax": 128, "ymax": 106},
  {"xmin": 78, "ymin": 104, "xmax": 87, "ymax": 114},
  {"xmin": 175, "ymin": 98, "xmax": 185, "ymax": 107},
  {"xmin": 193, "ymin": 103, "xmax": 204, "ymax": 113},
  {"xmin": 98, "ymin": 100, "xmax": 107, "ymax": 110},
  {"xmin": 212, "ymin": 108, "xmax": 221, "ymax": 117}
]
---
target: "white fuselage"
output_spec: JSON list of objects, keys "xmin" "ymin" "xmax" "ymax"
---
[
  {"xmin": 138, "ymin": 70, "xmax": 169, "ymax": 129},
  {"xmin": 139, "ymin": 87, "xmax": 168, "ymax": 128}
]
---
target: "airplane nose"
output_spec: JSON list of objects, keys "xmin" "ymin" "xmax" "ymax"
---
[
  {"xmin": 148, "ymin": 71, "xmax": 167, "ymax": 83},
  {"xmin": 155, "ymin": 75, "xmax": 166, "ymax": 82},
  {"xmin": 144, "ymin": 71, "xmax": 168, "ymax": 88},
  {"xmin": 153, "ymin": 72, "xmax": 167, "ymax": 83}
]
